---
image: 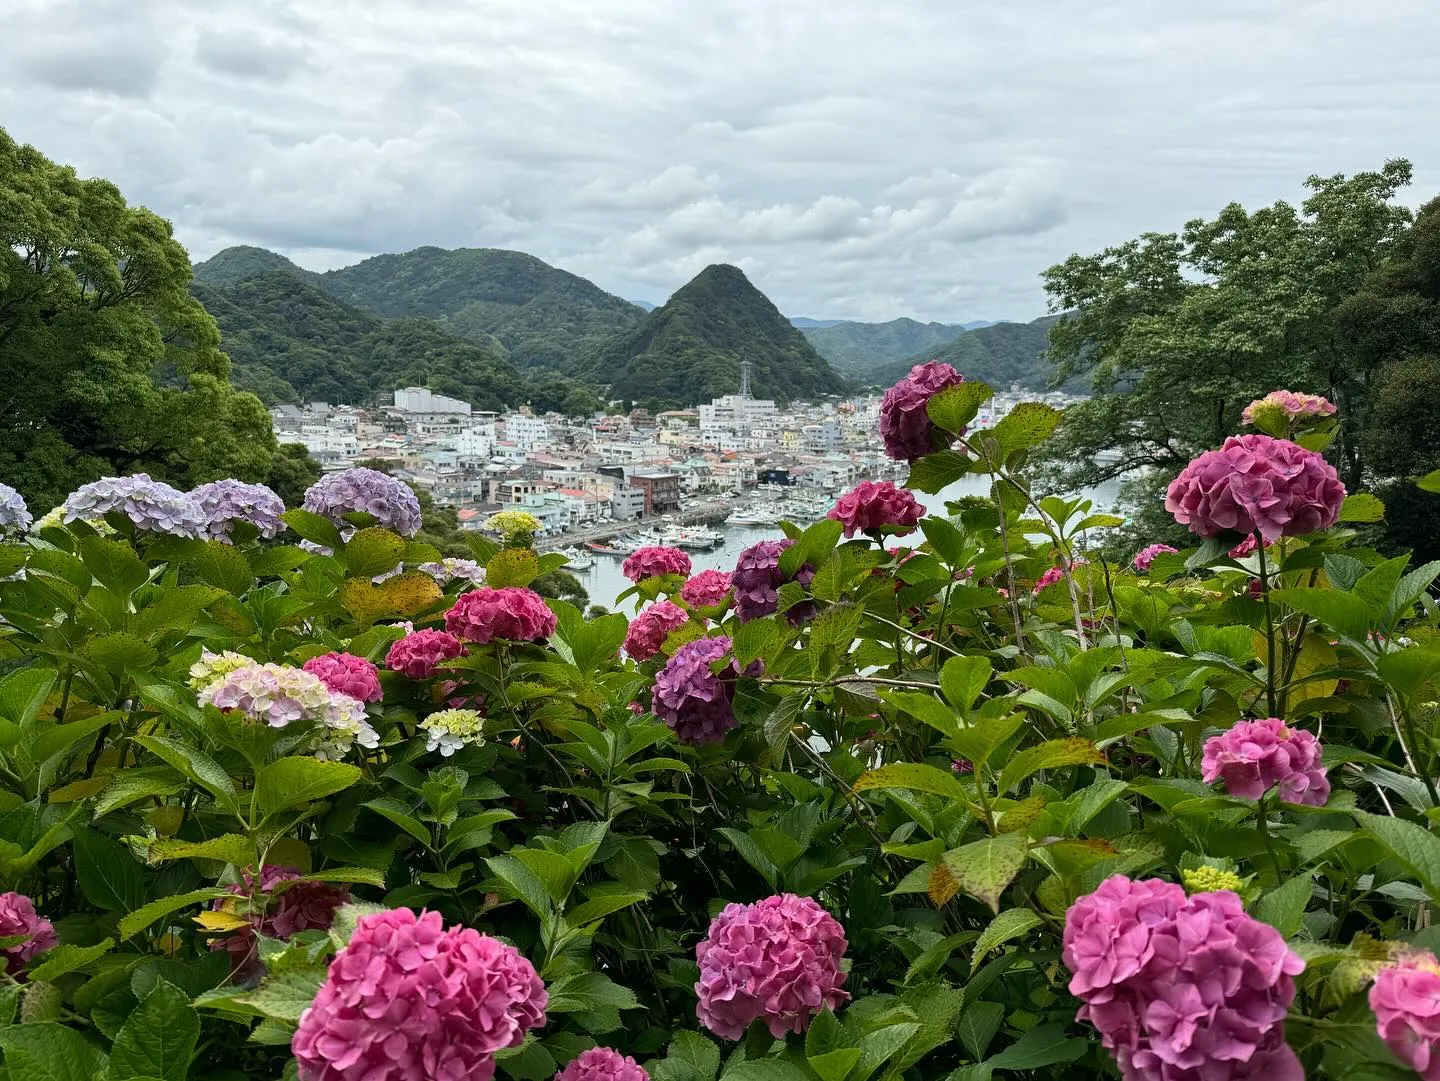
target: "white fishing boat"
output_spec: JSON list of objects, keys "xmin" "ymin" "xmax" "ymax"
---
[
  {"xmin": 726, "ymin": 509, "xmax": 779, "ymax": 526},
  {"xmin": 560, "ymin": 547, "xmax": 594, "ymax": 569}
]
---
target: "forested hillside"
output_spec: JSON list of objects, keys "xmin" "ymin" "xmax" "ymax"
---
[
  {"xmin": 871, "ymin": 315, "xmax": 1063, "ymax": 390},
  {"xmin": 800, "ymin": 317, "xmax": 964, "ymax": 377}
]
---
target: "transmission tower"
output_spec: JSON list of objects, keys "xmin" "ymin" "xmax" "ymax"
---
[{"xmin": 739, "ymin": 360, "xmax": 752, "ymax": 398}]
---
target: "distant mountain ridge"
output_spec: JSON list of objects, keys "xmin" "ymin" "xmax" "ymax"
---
[
  {"xmin": 800, "ymin": 318, "xmax": 969, "ymax": 378},
  {"xmin": 577, "ymin": 264, "xmax": 847, "ymax": 408},
  {"xmin": 871, "ymin": 315, "xmax": 1069, "ymax": 392}
]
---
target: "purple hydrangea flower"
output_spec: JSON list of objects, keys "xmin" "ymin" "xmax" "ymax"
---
[
  {"xmin": 302, "ymin": 468, "xmax": 422, "ymax": 538},
  {"xmin": 63, "ymin": 474, "xmax": 205, "ymax": 537},
  {"xmin": 732, "ymin": 539, "xmax": 815, "ymax": 623},
  {"xmin": 189, "ymin": 479, "xmax": 286, "ymax": 541},
  {"xmin": 0, "ymin": 483, "xmax": 31, "ymax": 535},
  {"xmin": 650, "ymin": 635, "xmax": 760, "ymax": 745},
  {"xmin": 419, "ymin": 558, "xmax": 487, "ymax": 585}
]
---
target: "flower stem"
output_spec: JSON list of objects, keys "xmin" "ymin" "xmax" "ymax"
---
[
  {"xmin": 1256, "ymin": 794, "xmax": 1283, "ymax": 881},
  {"xmin": 1255, "ymin": 533, "xmax": 1280, "ymax": 718}
]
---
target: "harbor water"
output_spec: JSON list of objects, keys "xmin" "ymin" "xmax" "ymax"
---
[{"xmin": 568, "ymin": 474, "xmax": 1124, "ymax": 611}]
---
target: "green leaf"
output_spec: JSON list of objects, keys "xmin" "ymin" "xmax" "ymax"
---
[
  {"xmin": 1271, "ymin": 587, "xmax": 1372, "ymax": 642},
  {"xmin": 485, "ymin": 853, "xmax": 554, "ymax": 918},
  {"xmin": 566, "ymin": 891, "xmax": 650, "ymax": 927},
  {"xmin": 0, "ymin": 668, "xmax": 55, "ymax": 727},
  {"xmin": 649, "ymin": 1031, "xmax": 721, "ymax": 1081},
  {"xmin": 927, "ymin": 382, "xmax": 994, "ymax": 435},
  {"xmin": 1377, "ymin": 648, "xmax": 1440, "ymax": 700},
  {"xmin": 906, "ymin": 451, "xmax": 971, "ymax": 495},
  {"xmin": 941, "ymin": 834, "xmax": 1028, "ymax": 912},
  {"xmin": 81, "ymin": 535, "xmax": 150, "ymax": 596},
  {"xmin": 109, "ymin": 978, "xmax": 199, "ymax": 1081},
  {"xmin": 487, "ymin": 549, "xmax": 541, "ymax": 588},
  {"xmin": 343, "ymin": 527, "xmax": 406, "ymax": 579},
  {"xmin": 1356, "ymin": 811, "xmax": 1440, "ymax": 901},
  {"xmin": 93, "ymin": 768, "xmax": 185, "ymax": 819},
  {"xmin": 990, "ymin": 402, "xmax": 1063, "ymax": 457},
  {"xmin": 237, "ymin": 965, "xmax": 327, "ymax": 1023},
  {"xmin": 281, "ymin": 508, "xmax": 343, "ymax": 550},
  {"xmin": 27, "ymin": 939, "xmax": 114, "ymax": 982},
  {"xmin": 546, "ymin": 971, "xmax": 640, "ymax": 1014},
  {"xmin": 1255, "ymin": 874, "xmax": 1312, "ymax": 938},
  {"xmin": 133, "ymin": 736, "xmax": 238, "ymax": 816},
  {"xmin": 853, "ymin": 763, "xmax": 969, "ymax": 801},
  {"xmin": 972, "ymin": 907, "xmax": 1043, "ymax": 964},
  {"xmin": 72, "ymin": 827, "xmax": 145, "ymax": 912},
  {"xmin": 996, "ymin": 738, "xmax": 1106, "ymax": 795},
  {"xmin": 1339, "ymin": 492, "xmax": 1385, "ymax": 523},
  {"xmin": 79, "ymin": 632, "xmax": 158, "ymax": 674},
  {"xmin": 957, "ymin": 1001, "xmax": 1004, "ymax": 1061},
  {"xmin": 363, "ymin": 797, "xmax": 432, "ymax": 846},
  {"xmin": 0, "ymin": 1021, "xmax": 108, "ymax": 1081},
  {"xmin": 192, "ymin": 541, "xmax": 255, "ymax": 596},
  {"xmin": 117, "ymin": 889, "xmax": 232, "ymax": 941},
  {"xmin": 940, "ymin": 656, "xmax": 991, "ymax": 713},
  {"xmin": 808, "ymin": 1049, "xmax": 862, "ymax": 1081},
  {"xmin": 1419, "ymin": 468, "xmax": 1440, "ymax": 494},
  {"xmin": 257, "ymin": 757, "xmax": 362, "ymax": 817},
  {"xmin": 149, "ymin": 834, "xmax": 256, "ymax": 867},
  {"xmin": 985, "ymin": 1022, "xmax": 1086, "ymax": 1070}
]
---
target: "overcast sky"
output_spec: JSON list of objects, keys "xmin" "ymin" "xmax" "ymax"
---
[{"xmin": 4, "ymin": 0, "xmax": 1438, "ymax": 322}]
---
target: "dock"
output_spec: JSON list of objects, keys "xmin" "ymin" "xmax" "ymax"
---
[{"xmin": 534, "ymin": 497, "xmax": 736, "ymax": 552}]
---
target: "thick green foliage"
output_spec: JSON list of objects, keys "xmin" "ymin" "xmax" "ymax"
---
[
  {"xmin": 801, "ymin": 319, "xmax": 965, "ymax": 380},
  {"xmin": 870, "ymin": 317, "xmax": 1071, "ymax": 393}
]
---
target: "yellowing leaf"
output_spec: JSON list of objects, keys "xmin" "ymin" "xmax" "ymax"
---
[
  {"xmin": 927, "ymin": 864, "xmax": 959, "ymax": 906},
  {"xmin": 193, "ymin": 909, "xmax": 250, "ymax": 933},
  {"xmin": 47, "ymin": 776, "xmax": 111, "ymax": 803},
  {"xmin": 340, "ymin": 572, "xmax": 443, "ymax": 627},
  {"xmin": 486, "ymin": 549, "xmax": 540, "ymax": 588}
]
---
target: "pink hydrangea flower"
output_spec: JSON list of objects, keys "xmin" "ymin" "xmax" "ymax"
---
[
  {"xmin": 1164, "ymin": 434, "xmax": 1345, "ymax": 542},
  {"xmin": 1034, "ymin": 559, "xmax": 1085, "ymax": 593},
  {"xmin": 211, "ymin": 866, "xmax": 349, "ymax": 982},
  {"xmin": 1228, "ymin": 535, "xmax": 1269, "ymax": 559},
  {"xmin": 879, "ymin": 360, "xmax": 966, "ymax": 462},
  {"xmin": 732, "ymin": 539, "xmax": 815, "ymax": 623},
  {"xmin": 624, "ymin": 600, "xmax": 691, "ymax": 662},
  {"xmin": 1063, "ymin": 876, "xmax": 1305, "ymax": 1081},
  {"xmin": 199, "ymin": 663, "xmax": 368, "ymax": 742},
  {"xmin": 1132, "ymin": 544, "xmax": 1179, "ymax": 572},
  {"xmin": 0, "ymin": 892, "xmax": 56, "ymax": 976},
  {"xmin": 292, "ymin": 908, "xmax": 547, "ymax": 1081},
  {"xmin": 651, "ymin": 636, "xmax": 759, "ymax": 745},
  {"xmin": 1200, "ymin": 717, "xmax": 1329, "ymax": 806},
  {"xmin": 445, "ymin": 587, "xmax": 557, "ymax": 644},
  {"xmin": 1371, "ymin": 951, "xmax": 1440, "ymax": 1079},
  {"xmin": 387, "ymin": 629, "xmax": 465, "ymax": 679},
  {"xmin": 827, "ymin": 481, "xmax": 924, "ymax": 538},
  {"xmin": 1242, "ymin": 390, "xmax": 1337, "ymax": 426},
  {"xmin": 554, "ymin": 1048, "xmax": 649, "ymax": 1081},
  {"xmin": 303, "ymin": 652, "xmax": 383, "ymax": 703},
  {"xmin": 696, "ymin": 893, "xmax": 850, "ymax": 1040},
  {"xmin": 621, "ymin": 546, "xmax": 692, "ymax": 583},
  {"xmin": 681, "ymin": 569, "xmax": 733, "ymax": 609}
]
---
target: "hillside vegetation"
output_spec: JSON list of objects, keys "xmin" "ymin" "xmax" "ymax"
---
[
  {"xmin": 800, "ymin": 317, "xmax": 964, "ymax": 378},
  {"xmin": 872, "ymin": 315, "xmax": 1065, "ymax": 390}
]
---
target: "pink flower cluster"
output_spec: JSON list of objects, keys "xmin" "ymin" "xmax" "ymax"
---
[
  {"xmin": 212, "ymin": 866, "xmax": 349, "ymax": 982},
  {"xmin": 1133, "ymin": 544, "xmax": 1179, "ymax": 572},
  {"xmin": 696, "ymin": 893, "xmax": 850, "ymax": 1040},
  {"xmin": 624, "ymin": 600, "xmax": 691, "ymax": 662},
  {"xmin": 827, "ymin": 481, "xmax": 923, "ymax": 538},
  {"xmin": 386, "ymin": 629, "xmax": 465, "ymax": 679},
  {"xmin": 651, "ymin": 636, "xmax": 758, "ymax": 744},
  {"xmin": 1370, "ymin": 951, "xmax": 1440, "ymax": 1079},
  {"xmin": 554, "ymin": 1048, "xmax": 649, "ymax": 1081},
  {"xmin": 1034, "ymin": 558, "xmax": 1085, "ymax": 593},
  {"xmin": 681, "ymin": 569, "xmax": 733, "ymax": 609},
  {"xmin": 621, "ymin": 545, "xmax": 692, "ymax": 583},
  {"xmin": 1063, "ymin": 875, "xmax": 1305, "ymax": 1081},
  {"xmin": 1200, "ymin": 717, "xmax": 1329, "ymax": 806},
  {"xmin": 303, "ymin": 652, "xmax": 383, "ymax": 703},
  {"xmin": 0, "ymin": 891, "xmax": 56, "ymax": 975},
  {"xmin": 199, "ymin": 663, "xmax": 367, "ymax": 736},
  {"xmin": 879, "ymin": 360, "xmax": 966, "ymax": 462},
  {"xmin": 445, "ymin": 587, "xmax": 557, "ymax": 644},
  {"xmin": 1241, "ymin": 390, "xmax": 1336, "ymax": 426},
  {"xmin": 292, "ymin": 908, "xmax": 547, "ymax": 1081},
  {"xmin": 1164, "ymin": 434, "xmax": 1345, "ymax": 542},
  {"xmin": 1227, "ymin": 535, "xmax": 1269, "ymax": 559},
  {"xmin": 732, "ymin": 539, "xmax": 815, "ymax": 623}
]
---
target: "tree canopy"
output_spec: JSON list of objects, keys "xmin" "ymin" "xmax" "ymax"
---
[{"xmin": 0, "ymin": 127, "xmax": 277, "ymax": 509}]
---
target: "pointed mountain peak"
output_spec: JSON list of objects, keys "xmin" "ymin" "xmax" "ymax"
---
[{"xmin": 193, "ymin": 246, "xmax": 308, "ymax": 287}]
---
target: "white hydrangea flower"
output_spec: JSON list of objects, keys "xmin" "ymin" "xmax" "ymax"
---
[
  {"xmin": 419, "ymin": 708, "xmax": 485, "ymax": 757},
  {"xmin": 187, "ymin": 649, "xmax": 258, "ymax": 691}
]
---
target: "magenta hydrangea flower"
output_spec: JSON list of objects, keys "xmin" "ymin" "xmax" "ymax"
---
[
  {"xmin": 292, "ymin": 908, "xmax": 547, "ymax": 1081},
  {"xmin": 1242, "ymin": 390, "xmax": 1337, "ymax": 426},
  {"xmin": 623, "ymin": 600, "xmax": 691, "ymax": 662},
  {"xmin": 879, "ymin": 360, "xmax": 966, "ymax": 462},
  {"xmin": 1164, "ymin": 434, "xmax": 1345, "ymax": 542},
  {"xmin": 696, "ymin": 893, "xmax": 850, "ymax": 1040},
  {"xmin": 651, "ymin": 636, "xmax": 759, "ymax": 745},
  {"xmin": 1371, "ymin": 951, "xmax": 1440, "ymax": 1080},
  {"xmin": 732, "ymin": 539, "xmax": 815, "ymax": 623},
  {"xmin": 303, "ymin": 652, "xmax": 383, "ymax": 703},
  {"xmin": 554, "ymin": 1048, "xmax": 649, "ymax": 1081},
  {"xmin": 445, "ymin": 587, "xmax": 557, "ymax": 645},
  {"xmin": 621, "ymin": 546, "xmax": 692, "ymax": 583},
  {"xmin": 1132, "ymin": 544, "xmax": 1179, "ymax": 572},
  {"xmin": 1200, "ymin": 717, "xmax": 1329, "ymax": 806},
  {"xmin": 681, "ymin": 569, "xmax": 733, "ymax": 609},
  {"xmin": 386, "ymin": 629, "xmax": 465, "ymax": 679},
  {"xmin": 302, "ymin": 467, "xmax": 423, "ymax": 538},
  {"xmin": 1063, "ymin": 875, "xmax": 1305, "ymax": 1081},
  {"xmin": 1034, "ymin": 558, "xmax": 1085, "ymax": 593},
  {"xmin": 827, "ymin": 481, "xmax": 924, "ymax": 538},
  {"xmin": 190, "ymin": 479, "xmax": 287, "ymax": 541},
  {"xmin": 0, "ymin": 892, "xmax": 56, "ymax": 975},
  {"xmin": 211, "ymin": 866, "xmax": 349, "ymax": 982}
]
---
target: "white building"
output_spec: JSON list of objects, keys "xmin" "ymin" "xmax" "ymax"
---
[
  {"xmin": 698, "ymin": 394, "xmax": 777, "ymax": 431},
  {"xmin": 505, "ymin": 415, "xmax": 551, "ymax": 451},
  {"xmin": 393, "ymin": 387, "xmax": 472, "ymax": 415}
]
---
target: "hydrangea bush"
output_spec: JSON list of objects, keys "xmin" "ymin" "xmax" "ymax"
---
[{"xmin": 0, "ymin": 375, "xmax": 1436, "ymax": 1080}]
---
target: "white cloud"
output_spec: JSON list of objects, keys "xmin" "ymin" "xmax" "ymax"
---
[{"xmin": 1, "ymin": 0, "xmax": 1437, "ymax": 319}]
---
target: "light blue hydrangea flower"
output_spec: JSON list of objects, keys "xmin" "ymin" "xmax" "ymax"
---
[
  {"xmin": 62, "ymin": 474, "xmax": 205, "ymax": 537},
  {"xmin": 302, "ymin": 468, "xmax": 422, "ymax": 538},
  {"xmin": 0, "ymin": 484, "xmax": 31, "ymax": 535}
]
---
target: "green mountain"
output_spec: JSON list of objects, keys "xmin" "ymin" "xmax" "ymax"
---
[
  {"xmin": 190, "ymin": 271, "xmax": 526, "ymax": 410},
  {"xmin": 871, "ymin": 315, "xmax": 1066, "ymax": 391},
  {"xmin": 577, "ymin": 264, "xmax": 848, "ymax": 407},
  {"xmin": 193, "ymin": 245, "xmax": 320, "ymax": 288},
  {"xmin": 312, "ymin": 247, "xmax": 646, "ymax": 368},
  {"xmin": 801, "ymin": 317, "xmax": 966, "ymax": 378}
]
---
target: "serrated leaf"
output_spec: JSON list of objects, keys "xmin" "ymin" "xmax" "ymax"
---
[
  {"xmin": 118, "ymin": 888, "xmax": 233, "ymax": 941},
  {"xmin": 1255, "ymin": 874, "xmax": 1312, "ymax": 937},
  {"xmin": 0, "ymin": 1021, "xmax": 108, "ymax": 1081},
  {"xmin": 1270, "ymin": 587, "xmax": 1372, "ymax": 642},
  {"xmin": 996, "ymin": 737, "xmax": 1105, "ymax": 795},
  {"xmin": 343, "ymin": 527, "xmax": 406, "ymax": 579},
  {"xmin": 193, "ymin": 541, "xmax": 255, "ymax": 596},
  {"xmin": 940, "ymin": 655, "xmax": 991, "ymax": 713},
  {"xmin": 237, "ymin": 965, "xmax": 327, "ymax": 1023},
  {"xmin": 926, "ymin": 382, "xmax": 994, "ymax": 435},
  {"xmin": 928, "ymin": 864, "xmax": 958, "ymax": 906},
  {"xmin": 133, "ymin": 736, "xmax": 238, "ymax": 816},
  {"xmin": 27, "ymin": 939, "xmax": 114, "ymax": 982},
  {"xmin": 487, "ymin": 549, "xmax": 541, "ymax": 588},
  {"xmin": 990, "ymin": 402, "xmax": 1063, "ymax": 457},
  {"xmin": 906, "ymin": 451, "xmax": 971, "ymax": 495},
  {"xmin": 72, "ymin": 826, "xmax": 145, "ymax": 912},
  {"xmin": 149, "ymin": 833, "xmax": 256, "ymax": 867},
  {"xmin": 1339, "ymin": 492, "xmax": 1385, "ymax": 523},
  {"xmin": 281, "ymin": 508, "xmax": 344, "ymax": 550},
  {"xmin": 973, "ymin": 908, "xmax": 1043, "ymax": 965},
  {"xmin": 110, "ymin": 977, "xmax": 199, "ymax": 1081},
  {"xmin": 1356, "ymin": 811, "xmax": 1440, "ymax": 901},
  {"xmin": 79, "ymin": 632, "xmax": 159, "ymax": 673},
  {"xmin": 257, "ymin": 757, "xmax": 362, "ymax": 817},
  {"xmin": 985, "ymin": 1022, "xmax": 1086, "ymax": 1069},
  {"xmin": 854, "ymin": 762, "xmax": 969, "ymax": 801},
  {"xmin": 339, "ymin": 571, "xmax": 444, "ymax": 627},
  {"xmin": 941, "ymin": 833, "xmax": 1028, "ymax": 912},
  {"xmin": 81, "ymin": 535, "xmax": 150, "ymax": 596},
  {"xmin": 93, "ymin": 768, "xmax": 186, "ymax": 819},
  {"xmin": 957, "ymin": 1001, "xmax": 1004, "ymax": 1062}
]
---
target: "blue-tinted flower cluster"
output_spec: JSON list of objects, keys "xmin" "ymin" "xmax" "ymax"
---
[
  {"xmin": 63, "ymin": 475, "xmax": 204, "ymax": 537},
  {"xmin": 0, "ymin": 484, "xmax": 31, "ymax": 535},
  {"xmin": 190, "ymin": 480, "xmax": 287, "ymax": 541},
  {"xmin": 302, "ymin": 468, "xmax": 422, "ymax": 538}
]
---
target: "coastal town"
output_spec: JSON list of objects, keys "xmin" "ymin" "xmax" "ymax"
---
[{"xmin": 270, "ymin": 367, "xmax": 1086, "ymax": 554}]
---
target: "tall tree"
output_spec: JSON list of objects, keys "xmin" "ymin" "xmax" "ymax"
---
[
  {"xmin": 1040, "ymin": 160, "xmax": 1414, "ymax": 535},
  {"xmin": 0, "ymin": 128, "xmax": 277, "ymax": 509}
]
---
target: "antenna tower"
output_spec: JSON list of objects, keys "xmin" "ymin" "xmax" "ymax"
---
[{"xmin": 739, "ymin": 360, "xmax": 752, "ymax": 398}]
